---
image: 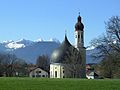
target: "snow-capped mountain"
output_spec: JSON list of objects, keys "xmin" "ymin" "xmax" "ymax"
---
[
  {"xmin": 0, "ymin": 39, "xmax": 98, "ymax": 64},
  {"xmin": 0, "ymin": 38, "xmax": 60, "ymax": 63},
  {"xmin": 3, "ymin": 39, "xmax": 34, "ymax": 49},
  {"xmin": 2, "ymin": 40, "xmax": 14, "ymax": 44},
  {"xmin": 49, "ymin": 38, "xmax": 60, "ymax": 43},
  {"xmin": 6, "ymin": 42, "xmax": 25, "ymax": 49},
  {"xmin": 16, "ymin": 39, "xmax": 33, "ymax": 45},
  {"xmin": 13, "ymin": 41, "xmax": 60, "ymax": 63},
  {"xmin": 86, "ymin": 46, "xmax": 96, "ymax": 50},
  {"xmin": 35, "ymin": 38, "xmax": 43, "ymax": 42}
]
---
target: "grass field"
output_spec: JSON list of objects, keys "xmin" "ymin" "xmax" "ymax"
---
[{"xmin": 0, "ymin": 77, "xmax": 119, "ymax": 90}]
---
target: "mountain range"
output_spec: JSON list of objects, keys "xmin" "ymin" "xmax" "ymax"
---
[{"xmin": 0, "ymin": 39, "xmax": 98, "ymax": 64}]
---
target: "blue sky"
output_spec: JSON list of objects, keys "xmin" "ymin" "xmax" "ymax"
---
[{"xmin": 0, "ymin": 0, "xmax": 120, "ymax": 46}]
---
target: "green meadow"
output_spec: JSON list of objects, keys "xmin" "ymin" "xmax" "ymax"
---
[{"xmin": 0, "ymin": 77, "xmax": 119, "ymax": 90}]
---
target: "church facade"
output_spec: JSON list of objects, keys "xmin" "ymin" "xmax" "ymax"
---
[{"xmin": 50, "ymin": 15, "xmax": 86, "ymax": 78}]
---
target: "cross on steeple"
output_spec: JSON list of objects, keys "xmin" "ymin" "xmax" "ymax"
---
[{"xmin": 79, "ymin": 12, "xmax": 80, "ymax": 16}]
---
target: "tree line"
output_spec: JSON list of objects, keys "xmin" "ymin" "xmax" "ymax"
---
[{"xmin": 0, "ymin": 53, "xmax": 50, "ymax": 77}]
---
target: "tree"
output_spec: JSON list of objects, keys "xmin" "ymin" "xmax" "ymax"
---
[
  {"xmin": 62, "ymin": 46, "xmax": 85, "ymax": 78},
  {"xmin": 14, "ymin": 59, "xmax": 28, "ymax": 76},
  {"xmin": 0, "ymin": 53, "xmax": 28, "ymax": 77},
  {"xmin": 0, "ymin": 53, "xmax": 17, "ymax": 77},
  {"xmin": 36, "ymin": 55, "xmax": 49, "ymax": 72},
  {"xmin": 90, "ymin": 16, "xmax": 120, "ymax": 78}
]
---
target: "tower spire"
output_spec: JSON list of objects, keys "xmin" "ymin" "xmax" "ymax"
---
[
  {"xmin": 65, "ymin": 29, "xmax": 67, "ymax": 36},
  {"xmin": 64, "ymin": 29, "xmax": 67, "ymax": 40},
  {"xmin": 74, "ymin": 14, "xmax": 84, "ymax": 49}
]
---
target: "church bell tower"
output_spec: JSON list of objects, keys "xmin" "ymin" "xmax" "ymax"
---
[
  {"xmin": 74, "ymin": 14, "xmax": 86, "ymax": 78},
  {"xmin": 75, "ymin": 14, "xmax": 84, "ymax": 49}
]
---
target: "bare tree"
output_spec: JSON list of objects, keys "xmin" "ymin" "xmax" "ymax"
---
[
  {"xmin": 0, "ymin": 53, "xmax": 28, "ymax": 77},
  {"xmin": 62, "ymin": 46, "xmax": 85, "ymax": 78},
  {"xmin": 90, "ymin": 16, "xmax": 120, "ymax": 78},
  {"xmin": 36, "ymin": 55, "xmax": 49, "ymax": 72},
  {"xmin": 14, "ymin": 59, "xmax": 28, "ymax": 76},
  {"xmin": 106, "ymin": 16, "xmax": 120, "ymax": 53}
]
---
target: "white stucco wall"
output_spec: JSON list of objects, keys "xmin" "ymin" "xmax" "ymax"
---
[
  {"xmin": 75, "ymin": 30, "xmax": 84, "ymax": 48},
  {"xmin": 50, "ymin": 63, "xmax": 64, "ymax": 78}
]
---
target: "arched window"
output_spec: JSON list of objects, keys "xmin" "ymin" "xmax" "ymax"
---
[{"xmin": 55, "ymin": 71, "xmax": 57, "ymax": 78}]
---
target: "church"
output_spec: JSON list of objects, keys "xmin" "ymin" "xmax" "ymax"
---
[{"xmin": 50, "ymin": 14, "xmax": 86, "ymax": 78}]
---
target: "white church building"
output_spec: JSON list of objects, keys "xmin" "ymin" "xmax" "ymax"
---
[{"xmin": 50, "ymin": 15, "xmax": 86, "ymax": 78}]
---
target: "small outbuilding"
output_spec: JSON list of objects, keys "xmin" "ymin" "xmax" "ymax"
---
[
  {"xmin": 86, "ymin": 71, "xmax": 99, "ymax": 79},
  {"xmin": 29, "ymin": 67, "xmax": 48, "ymax": 78}
]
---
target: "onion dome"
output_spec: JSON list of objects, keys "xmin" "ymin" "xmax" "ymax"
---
[
  {"xmin": 50, "ymin": 35, "xmax": 72, "ymax": 63},
  {"xmin": 75, "ymin": 15, "xmax": 84, "ymax": 31}
]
